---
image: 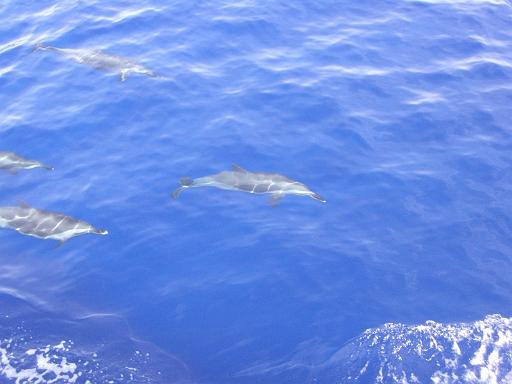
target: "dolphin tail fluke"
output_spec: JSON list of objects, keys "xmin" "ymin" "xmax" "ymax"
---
[
  {"xmin": 172, "ymin": 177, "xmax": 193, "ymax": 199},
  {"xmin": 268, "ymin": 194, "xmax": 283, "ymax": 207},
  {"xmin": 172, "ymin": 187, "xmax": 184, "ymax": 199}
]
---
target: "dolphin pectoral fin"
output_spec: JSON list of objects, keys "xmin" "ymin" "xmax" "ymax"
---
[
  {"xmin": 120, "ymin": 71, "xmax": 127, "ymax": 82},
  {"xmin": 232, "ymin": 164, "xmax": 249, "ymax": 173},
  {"xmin": 268, "ymin": 194, "xmax": 283, "ymax": 207},
  {"xmin": 54, "ymin": 240, "xmax": 66, "ymax": 249},
  {"xmin": 7, "ymin": 169, "xmax": 17, "ymax": 175}
]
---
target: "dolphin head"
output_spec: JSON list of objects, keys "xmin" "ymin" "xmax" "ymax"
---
[
  {"xmin": 292, "ymin": 183, "xmax": 326, "ymax": 203},
  {"xmin": 28, "ymin": 160, "xmax": 54, "ymax": 171},
  {"xmin": 308, "ymin": 192, "xmax": 326, "ymax": 203},
  {"xmin": 92, "ymin": 228, "xmax": 109, "ymax": 235},
  {"xmin": 282, "ymin": 182, "xmax": 326, "ymax": 203},
  {"xmin": 87, "ymin": 225, "xmax": 108, "ymax": 235}
]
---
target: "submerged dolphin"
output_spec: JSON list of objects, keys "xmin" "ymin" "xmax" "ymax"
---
[
  {"xmin": 172, "ymin": 164, "xmax": 325, "ymax": 205},
  {"xmin": 0, "ymin": 203, "xmax": 108, "ymax": 244},
  {"xmin": 0, "ymin": 151, "xmax": 53, "ymax": 174},
  {"xmin": 34, "ymin": 43, "xmax": 156, "ymax": 81}
]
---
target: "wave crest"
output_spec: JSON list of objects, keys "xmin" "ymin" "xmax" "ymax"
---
[{"xmin": 323, "ymin": 314, "xmax": 512, "ymax": 383}]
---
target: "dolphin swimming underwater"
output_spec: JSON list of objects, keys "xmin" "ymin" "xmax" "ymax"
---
[
  {"xmin": 34, "ymin": 43, "xmax": 156, "ymax": 81},
  {"xmin": 0, "ymin": 151, "xmax": 53, "ymax": 174},
  {"xmin": 0, "ymin": 203, "xmax": 108, "ymax": 244},
  {"xmin": 172, "ymin": 164, "xmax": 326, "ymax": 205}
]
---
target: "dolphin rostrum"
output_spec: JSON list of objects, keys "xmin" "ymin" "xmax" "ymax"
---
[
  {"xmin": 0, "ymin": 151, "xmax": 53, "ymax": 174},
  {"xmin": 0, "ymin": 203, "xmax": 108, "ymax": 244},
  {"xmin": 172, "ymin": 164, "xmax": 326, "ymax": 205},
  {"xmin": 34, "ymin": 43, "xmax": 156, "ymax": 81}
]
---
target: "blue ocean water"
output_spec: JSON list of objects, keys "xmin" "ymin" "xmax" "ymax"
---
[{"xmin": 1, "ymin": 0, "xmax": 512, "ymax": 382}]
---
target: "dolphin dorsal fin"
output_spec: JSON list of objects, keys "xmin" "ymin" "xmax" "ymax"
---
[
  {"xmin": 17, "ymin": 200, "xmax": 30, "ymax": 209},
  {"xmin": 232, "ymin": 164, "xmax": 249, "ymax": 173}
]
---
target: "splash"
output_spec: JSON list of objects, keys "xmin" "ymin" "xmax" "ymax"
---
[
  {"xmin": 323, "ymin": 314, "xmax": 512, "ymax": 383},
  {"xmin": 0, "ymin": 340, "xmax": 78, "ymax": 383},
  {"xmin": 0, "ymin": 319, "xmax": 192, "ymax": 384}
]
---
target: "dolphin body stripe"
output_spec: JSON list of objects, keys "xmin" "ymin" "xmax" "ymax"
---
[{"xmin": 0, "ymin": 204, "xmax": 108, "ymax": 244}]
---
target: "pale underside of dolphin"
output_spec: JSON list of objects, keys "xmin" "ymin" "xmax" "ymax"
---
[
  {"xmin": 0, "ymin": 203, "xmax": 108, "ymax": 244},
  {"xmin": 172, "ymin": 164, "xmax": 325, "ymax": 205},
  {"xmin": 34, "ymin": 43, "xmax": 156, "ymax": 81},
  {"xmin": 0, "ymin": 151, "xmax": 53, "ymax": 174}
]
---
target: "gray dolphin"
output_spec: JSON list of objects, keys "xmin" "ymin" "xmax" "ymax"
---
[
  {"xmin": 34, "ymin": 43, "xmax": 156, "ymax": 81},
  {"xmin": 0, "ymin": 151, "xmax": 53, "ymax": 174},
  {"xmin": 172, "ymin": 164, "xmax": 326, "ymax": 205},
  {"xmin": 0, "ymin": 203, "xmax": 108, "ymax": 244}
]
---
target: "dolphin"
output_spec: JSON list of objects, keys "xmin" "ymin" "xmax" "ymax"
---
[
  {"xmin": 0, "ymin": 203, "xmax": 108, "ymax": 244},
  {"xmin": 0, "ymin": 151, "xmax": 53, "ymax": 174},
  {"xmin": 34, "ymin": 43, "xmax": 156, "ymax": 81},
  {"xmin": 172, "ymin": 164, "xmax": 326, "ymax": 205}
]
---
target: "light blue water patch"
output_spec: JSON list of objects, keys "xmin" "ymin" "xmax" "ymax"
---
[{"xmin": 1, "ymin": 0, "xmax": 512, "ymax": 382}]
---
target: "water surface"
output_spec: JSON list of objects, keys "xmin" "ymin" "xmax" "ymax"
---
[{"xmin": 1, "ymin": 0, "xmax": 512, "ymax": 382}]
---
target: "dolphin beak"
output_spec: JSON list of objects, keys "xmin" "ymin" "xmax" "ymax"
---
[{"xmin": 311, "ymin": 193, "xmax": 326, "ymax": 203}]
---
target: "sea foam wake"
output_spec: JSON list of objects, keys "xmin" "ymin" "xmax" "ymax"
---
[
  {"xmin": 320, "ymin": 314, "xmax": 512, "ymax": 384},
  {"xmin": 0, "ymin": 311, "xmax": 193, "ymax": 384}
]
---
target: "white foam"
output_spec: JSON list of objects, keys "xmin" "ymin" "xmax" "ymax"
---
[
  {"xmin": 0, "ymin": 328, "xmax": 186, "ymax": 383},
  {"xmin": 1, "ymin": 341, "xmax": 78, "ymax": 383},
  {"xmin": 327, "ymin": 314, "xmax": 512, "ymax": 383}
]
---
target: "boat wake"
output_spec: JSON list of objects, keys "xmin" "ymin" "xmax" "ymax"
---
[{"xmin": 319, "ymin": 314, "xmax": 512, "ymax": 383}]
